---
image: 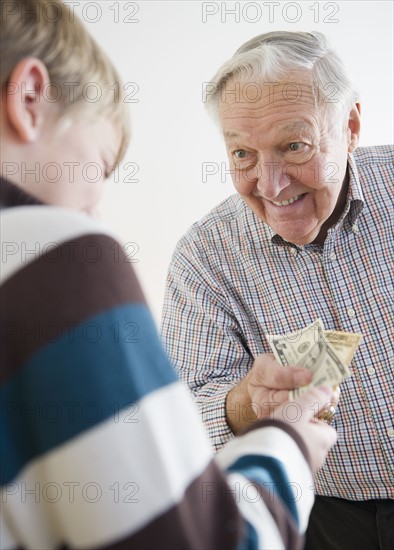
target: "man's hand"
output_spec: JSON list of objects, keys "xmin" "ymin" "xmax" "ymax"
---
[
  {"xmin": 226, "ymin": 353, "xmax": 313, "ymax": 434},
  {"xmin": 274, "ymin": 386, "xmax": 338, "ymax": 472}
]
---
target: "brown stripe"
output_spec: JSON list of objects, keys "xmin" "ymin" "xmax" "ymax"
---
[
  {"xmin": 0, "ymin": 176, "xmax": 43, "ymax": 209},
  {"xmin": 4, "ymin": 462, "xmax": 303, "ymax": 549},
  {"xmin": 103, "ymin": 459, "xmax": 244, "ymax": 550},
  {"xmin": 1, "ymin": 233, "xmax": 145, "ymax": 383}
]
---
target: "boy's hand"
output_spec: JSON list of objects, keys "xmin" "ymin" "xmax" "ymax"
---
[{"xmin": 274, "ymin": 386, "xmax": 338, "ymax": 473}]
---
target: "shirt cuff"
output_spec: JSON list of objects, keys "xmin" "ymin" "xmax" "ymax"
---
[{"xmin": 194, "ymin": 381, "xmax": 236, "ymax": 452}]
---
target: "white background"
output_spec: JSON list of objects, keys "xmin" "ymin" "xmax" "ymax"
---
[{"xmin": 73, "ymin": 0, "xmax": 393, "ymax": 322}]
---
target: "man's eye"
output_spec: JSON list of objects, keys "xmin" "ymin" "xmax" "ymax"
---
[
  {"xmin": 234, "ymin": 150, "xmax": 247, "ymax": 159},
  {"xmin": 288, "ymin": 142, "xmax": 304, "ymax": 152}
]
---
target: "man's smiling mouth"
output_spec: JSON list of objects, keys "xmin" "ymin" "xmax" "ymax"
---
[{"xmin": 271, "ymin": 193, "xmax": 305, "ymax": 206}]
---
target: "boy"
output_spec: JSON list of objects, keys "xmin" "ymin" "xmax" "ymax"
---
[{"xmin": 0, "ymin": 2, "xmax": 337, "ymax": 548}]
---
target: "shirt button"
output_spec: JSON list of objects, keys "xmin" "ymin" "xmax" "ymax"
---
[
  {"xmin": 367, "ymin": 367, "xmax": 375, "ymax": 376},
  {"xmin": 290, "ymin": 248, "xmax": 297, "ymax": 256},
  {"xmin": 347, "ymin": 307, "xmax": 356, "ymax": 318},
  {"xmin": 352, "ymin": 224, "xmax": 359, "ymax": 234},
  {"xmin": 329, "ymin": 252, "xmax": 336, "ymax": 261},
  {"xmin": 387, "ymin": 428, "xmax": 394, "ymax": 438}
]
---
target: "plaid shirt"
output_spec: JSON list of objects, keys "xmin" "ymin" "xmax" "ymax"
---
[{"xmin": 162, "ymin": 145, "xmax": 394, "ymax": 501}]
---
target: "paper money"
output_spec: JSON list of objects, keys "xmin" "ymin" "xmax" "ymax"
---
[
  {"xmin": 323, "ymin": 330, "xmax": 364, "ymax": 367},
  {"xmin": 266, "ymin": 319, "xmax": 363, "ymax": 398}
]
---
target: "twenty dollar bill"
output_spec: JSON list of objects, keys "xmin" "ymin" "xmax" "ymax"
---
[{"xmin": 266, "ymin": 319, "xmax": 363, "ymax": 398}]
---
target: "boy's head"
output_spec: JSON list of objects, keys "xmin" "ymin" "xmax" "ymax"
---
[{"xmin": 0, "ymin": 0, "xmax": 130, "ymax": 212}]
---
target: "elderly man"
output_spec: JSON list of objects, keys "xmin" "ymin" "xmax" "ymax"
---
[{"xmin": 162, "ymin": 31, "xmax": 394, "ymax": 549}]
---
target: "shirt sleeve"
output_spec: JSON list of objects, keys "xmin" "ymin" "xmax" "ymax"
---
[
  {"xmin": 1, "ymin": 212, "xmax": 313, "ymax": 549},
  {"xmin": 161, "ymin": 232, "xmax": 255, "ymax": 451}
]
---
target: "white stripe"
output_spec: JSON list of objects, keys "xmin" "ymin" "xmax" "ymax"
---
[
  {"xmin": 1, "ymin": 381, "xmax": 213, "ymax": 549},
  {"xmin": 0, "ymin": 206, "xmax": 116, "ymax": 284},
  {"xmin": 226, "ymin": 471, "xmax": 285, "ymax": 550},
  {"xmin": 216, "ymin": 426, "xmax": 314, "ymax": 532},
  {"xmin": 0, "ymin": 507, "xmax": 18, "ymax": 550}
]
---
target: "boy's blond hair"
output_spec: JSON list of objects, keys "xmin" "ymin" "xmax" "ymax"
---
[{"xmin": 1, "ymin": 0, "xmax": 130, "ymax": 163}]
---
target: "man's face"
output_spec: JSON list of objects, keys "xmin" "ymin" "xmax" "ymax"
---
[{"xmin": 219, "ymin": 73, "xmax": 357, "ymax": 245}]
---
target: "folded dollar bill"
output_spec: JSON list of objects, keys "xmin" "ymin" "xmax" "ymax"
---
[{"xmin": 266, "ymin": 319, "xmax": 363, "ymax": 399}]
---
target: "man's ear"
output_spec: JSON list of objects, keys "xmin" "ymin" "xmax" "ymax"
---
[
  {"xmin": 5, "ymin": 57, "xmax": 52, "ymax": 143},
  {"xmin": 347, "ymin": 102, "xmax": 361, "ymax": 153}
]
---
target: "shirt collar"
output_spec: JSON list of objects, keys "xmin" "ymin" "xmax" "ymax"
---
[
  {"xmin": 345, "ymin": 151, "xmax": 365, "ymax": 226},
  {"xmin": 0, "ymin": 177, "xmax": 44, "ymax": 209}
]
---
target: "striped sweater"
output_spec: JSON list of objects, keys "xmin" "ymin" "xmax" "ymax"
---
[{"xmin": 0, "ymin": 178, "xmax": 314, "ymax": 549}]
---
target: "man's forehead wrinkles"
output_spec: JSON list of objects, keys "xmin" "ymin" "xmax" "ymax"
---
[
  {"xmin": 220, "ymin": 96, "xmax": 318, "ymax": 117},
  {"xmin": 281, "ymin": 121, "xmax": 311, "ymax": 132},
  {"xmin": 223, "ymin": 79, "xmax": 317, "ymax": 98},
  {"xmin": 221, "ymin": 112, "xmax": 316, "ymax": 127}
]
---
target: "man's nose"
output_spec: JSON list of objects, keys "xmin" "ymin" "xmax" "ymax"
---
[{"xmin": 254, "ymin": 161, "xmax": 291, "ymax": 200}]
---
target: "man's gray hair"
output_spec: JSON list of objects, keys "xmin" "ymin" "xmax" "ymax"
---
[{"xmin": 205, "ymin": 31, "xmax": 359, "ymax": 129}]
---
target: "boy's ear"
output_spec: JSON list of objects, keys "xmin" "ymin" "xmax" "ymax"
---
[{"xmin": 5, "ymin": 57, "xmax": 52, "ymax": 143}]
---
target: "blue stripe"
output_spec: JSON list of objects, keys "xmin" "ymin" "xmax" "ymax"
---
[
  {"xmin": 1, "ymin": 303, "xmax": 177, "ymax": 484},
  {"xmin": 236, "ymin": 519, "xmax": 260, "ymax": 550},
  {"xmin": 228, "ymin": 455, "xmax": 299, "ymax": 527}
]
